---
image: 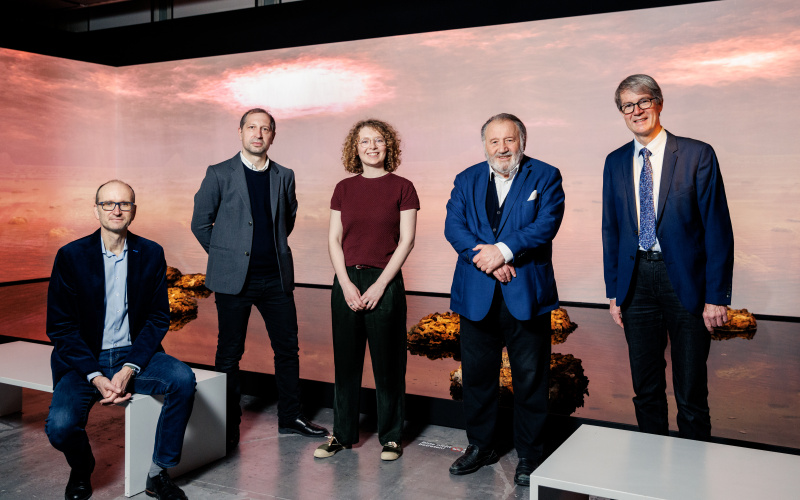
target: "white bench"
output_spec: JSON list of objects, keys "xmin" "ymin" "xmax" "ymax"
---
[
  {"xmin": 531, "ymin": 424, "xmax": 800, "ymax": 500},
  {"xmin": 0, "ymin": 341, "xmax": 226, "ymax": 497}
]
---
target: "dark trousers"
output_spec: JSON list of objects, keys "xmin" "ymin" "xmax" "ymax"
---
[
  {"xmin": 459, "ymin": 287, "xmax": 551, "ymax": 460},
  {"xmin": 330, "ymin": 268, "xmax": 407, "ymax": 446},
  {"xmin": 45, "ymin": 347, "xmax": 196, "ymax": 472},
  {"xmin": 622, "ymin": 256, "xmax": 712, "ymax": 440},
  {"xmin": 214, "ymin": 275, "xmax": 301, "ymax": 431}
]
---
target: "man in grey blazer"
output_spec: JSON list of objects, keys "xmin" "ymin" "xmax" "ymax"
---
[{"xmin": 192, "ymin": 108, "xmax": 326, "ymax": 452}]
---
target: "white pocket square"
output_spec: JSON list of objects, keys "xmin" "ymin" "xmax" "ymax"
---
[{"xmin": 527, "ymin": 190, "xmax": 538, "ymax": 201}]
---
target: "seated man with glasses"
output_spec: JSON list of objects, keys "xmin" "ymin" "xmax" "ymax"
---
[
  {"xmin": 46, "ymin": 179, "xmax": 196, "ymax": 500},
  {"xmin": 602, "ymin": 74, "xmax": 734, "ymax": 441}
]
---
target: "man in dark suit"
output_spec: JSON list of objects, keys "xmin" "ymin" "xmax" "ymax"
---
[
  {"xmin": 46, "ymin": 180, "xmax": 195, "ymax": 500},
  {"xmin": 602, "ymin": 74, "xmax": 734, "ymax": 441},
  {"xmin": 191, "ymin": 108, "xmax": 326, "ymax": 451},
  {"xmin": 445, "ymin": 113, "xmax": 565, "ymax": 486}
]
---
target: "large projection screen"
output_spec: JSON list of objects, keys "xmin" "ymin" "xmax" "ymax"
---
[{"xmin": 2, "ymin": 0, "xmax": 798, "ymax": 317}]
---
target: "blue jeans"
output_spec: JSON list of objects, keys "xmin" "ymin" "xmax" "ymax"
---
[
  {"xmin": 45, "ymin": 347, "xmax": 196, "ymax": 472},
  {"xmin": 622, "ymin": 256, "xmax": 711, "ymax": 440}
]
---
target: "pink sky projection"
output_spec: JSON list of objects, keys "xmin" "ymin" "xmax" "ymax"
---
[
  {"xmin": 1, "ymin": 0, "xmax": 799, "ymax": 316},
  {"xmin": 659, "ymin": 32, "xmax": 800, "ymax": 86},
  {"xmin": 182, "ymin": 58, "xmax": 395, "ymax": 117}
]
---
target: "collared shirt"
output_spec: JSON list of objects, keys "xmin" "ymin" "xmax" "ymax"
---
[
  {"xmin": 87, "ymin": 238, "xmax": 138, "ymax": 382},
  {"xmin": 633, "ymin": 128, "xmax": 667, "ymax": 252},
  {"xmin": 489, "ymin": 164, "xmax": 520, "ymax": 263},
  {"xmin": 101, "ymin": 238, "xmax": 131, "ymax": 350},
  {"xmin": 240, "ymin": 152, "xmax": 270, "ymax": 172}
]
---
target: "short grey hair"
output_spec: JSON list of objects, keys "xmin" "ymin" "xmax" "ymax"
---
[
  {"xmin": 614, "ymin": 74, "xmax": 663, "ymax": 110},
  {"xmin": 239, "ymin": 108, "xmax": 276, "ymax": 132},
  {"xmin": 480, "ymin": 113, "xmax": 527, "ymax": 150}
]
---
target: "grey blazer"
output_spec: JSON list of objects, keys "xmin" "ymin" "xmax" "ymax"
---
[{"xmin": 191, "ymin": 153, "xmax": 298, "ymax": 295}]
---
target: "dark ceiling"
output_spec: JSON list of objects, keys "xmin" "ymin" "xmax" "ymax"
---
[{"xmin": 1, "ymin": 0, "xmax": 717, "ymax": 67}]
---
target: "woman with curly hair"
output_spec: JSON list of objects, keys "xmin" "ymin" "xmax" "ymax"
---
[{"xmin": 314, "ymin": 119, "xmax": 419, "ymax": 461}]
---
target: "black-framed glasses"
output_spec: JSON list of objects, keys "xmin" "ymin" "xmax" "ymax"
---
[
  {"xmin": 97, "ymin": 201, "xmax": 134, "ymax": 212},
  {"xmin": 620, "ymin": 97, "xmax": 659, "ymax": 114}
]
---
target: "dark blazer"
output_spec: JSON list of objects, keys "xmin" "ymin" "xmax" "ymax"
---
[
  {"xmin": 602, "ymin": 131, "xmax": 734, "ymax": 316},
  {"xmin": 445, "ymin": 155, "xmax": 565, "ymax": 322},
  {"xmin": 46, "ymin": 230, "xmax": 169, "ymax": 386},
  {"xmin": 191, "ymin": 154, "xmax": 298, "ymax": 295}
]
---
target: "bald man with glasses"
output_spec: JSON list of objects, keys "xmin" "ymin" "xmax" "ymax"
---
[{"xmin": 46, "ymin": 180, "xmax": 195, "ymax": 500}]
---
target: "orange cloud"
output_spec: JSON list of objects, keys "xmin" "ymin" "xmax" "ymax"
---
[
  {"xmin": 659, "ymin": 31, "xmax": 800, "ymax": 86},
  {"xmin": 179, "ymin": 57, "xmax": 394, "ymax": 118}
]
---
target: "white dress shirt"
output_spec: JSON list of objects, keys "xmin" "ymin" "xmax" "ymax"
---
[
  {"xmin": 489, "ymin": 164, "xmax": 520, "ymax": 263},
  {"xmin": 240, "ymin": 152, "xmax": 270, "ymax": 172},
  {"xmin": 633, "ymin": 128, "xmax": 667, "ymax": 252}
]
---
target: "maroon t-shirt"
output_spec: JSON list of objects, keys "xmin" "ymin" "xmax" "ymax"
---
[{"xmin": 331, "ymin": 173, "xmax": 420, "ymax": 269}]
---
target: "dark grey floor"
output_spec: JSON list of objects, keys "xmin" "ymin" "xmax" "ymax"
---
[{"xmin": 0, "ymin": 390, "xmax": 532, "ymax": 499}]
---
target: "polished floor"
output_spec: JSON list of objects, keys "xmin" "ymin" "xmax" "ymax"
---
[{"xmin": 0, "ymin": 390, "xmax": 536, "ymax": 500}]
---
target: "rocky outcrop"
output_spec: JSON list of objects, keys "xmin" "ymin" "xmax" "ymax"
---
[
  {"xmin": 448, "ymin": 351, "xmax": 590, "ymax": 415},
  {"xmin": 166, "ymin": 266, "xmax": 211, "ymax": 331}
]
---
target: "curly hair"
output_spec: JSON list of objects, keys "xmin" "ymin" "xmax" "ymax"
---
[{"xmin": 341, "ymin": 119, "xmax": 402, "ymax": 174}]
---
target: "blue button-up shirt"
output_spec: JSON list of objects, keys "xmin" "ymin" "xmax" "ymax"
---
[
  {"xmin": 86, "ymin": 238, "xmax": 139, "ymax": 382},
  {"xmin": 101, "ymin": 238, "xmax": 132, "ymax": 349}
]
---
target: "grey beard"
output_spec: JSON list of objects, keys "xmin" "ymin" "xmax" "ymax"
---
[{"xmin": 486, "ymin": 150, "xmax": 523, "ymax": 177}]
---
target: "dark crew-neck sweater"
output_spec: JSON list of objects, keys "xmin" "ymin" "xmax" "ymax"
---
[{"xmin": 242, "ymin": 163, "xmax": 280, "ymax": 278}]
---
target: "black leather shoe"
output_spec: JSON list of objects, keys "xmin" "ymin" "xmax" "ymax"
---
[
  {"xmin": 449, "ymin": 444, "xmax": 499, "ymax": 475},
  {"xmin": 65, "ymin": 470, "xmax": 92, "ymax": 500},
  {"xmin": 278, "ymin": 416, "xmax": 328, "ymax": 437},
  {"xmin": 145, "ymin": 470, "xmax": 187, "ymax": 500},
  {"xmin": 226, "ymin": 426, "xmax": 240, "ymax": 454},
  {"xmin": 514, "ymin": 457, "xmax": 541, "ymax": 486}
]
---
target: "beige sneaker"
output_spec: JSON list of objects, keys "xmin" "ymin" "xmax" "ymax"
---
[
  {"xmin": 314, "ymin": 436, "xmax": 350, "ymax": 458},
  {"xmin": 380, "ymin": 441, "xmax": 402, "ymax": 461}
]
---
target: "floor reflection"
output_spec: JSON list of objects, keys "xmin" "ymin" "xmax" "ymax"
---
[{"xmin": 2, "ymin": 282, "xmax": 798, "ymax": 449}]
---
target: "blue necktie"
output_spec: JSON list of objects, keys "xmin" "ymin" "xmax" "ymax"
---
[{"xmin": 639, "ymin": 148, "xmax": 657, "ymax": 250}]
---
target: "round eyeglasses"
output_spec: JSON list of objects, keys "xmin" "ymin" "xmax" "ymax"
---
[
  {"xmin": 97, "ymin": 201, "xmax": 134, "ymax": 212},
  {"xmin": 620, "ymin": 97, "xmax": 659, "ymax": 115},
  {"xmin": 358, "ymin": 138, "xmax": 386, "ymax": 148}
]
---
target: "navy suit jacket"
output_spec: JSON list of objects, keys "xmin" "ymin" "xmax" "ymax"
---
[
  {"xmin": 602, "ymin": 131, "xmax": 734, "ymax": 316},
  {"xmin": 46, "ymin": 230, "xmax": 170, "ymax": 386},
  {"xmin": 445, "ymin": 155, "xmax": 565, "ymax": 322},
  {"xmin": 191, "ymin": 154, "xmax": 298, "ymax": 295}
]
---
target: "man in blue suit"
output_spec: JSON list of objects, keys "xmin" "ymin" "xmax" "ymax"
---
[
  {"xmin": 46, "ymin": 180, "xmax": 195, "ymax": 500},
  {"xmin": 602, "ymin": 74, "xmax": 734, "ymax": 441},
  {"xmin": 445, "ymin": 113, "xmax": 565, "ymax": 486}
]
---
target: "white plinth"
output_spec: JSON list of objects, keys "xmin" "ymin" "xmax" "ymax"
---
[
  {"xmin": 0, "ymin": 341, "xmax": 226, "ymax": 497},
  {"xmin": 124, "ymin": 368, "xmax": 226, "ymax": 497},
  {"xmin": 531, "ymin": 424, "xmax": 800, "ymax": 500}
]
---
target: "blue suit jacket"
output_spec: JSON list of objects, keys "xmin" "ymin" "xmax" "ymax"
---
[
  {"xmin": 46, "ymin": 230, "xmax": 170, "ymax": 386},
  {"xmin": 445, "ymin": 155, "xmax": 565, "ymax": 322},
  {"xmin": 601, "ymin": 131, "xmax": 734, "ymax": 316}
]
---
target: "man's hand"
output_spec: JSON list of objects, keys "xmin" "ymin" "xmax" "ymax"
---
[
  {"xmin": 492, "ymin": 263, "xmax": 517, "ymax": 283},
  {"xmin": 92, "ymin": 375, "xmax": 124, "ymax": 405},
  {"xmin": 93, "ymin": 366, "xmax": 134, "ymax": 405},
  {"xmin": 472, "ymin": 244, "xmax": 505, "ymax": 274},
  {"xmin": 609, "ymin": 299, "xmax": 624, "ymax": 328},
  {"xmin": 702, "ymin": 303, "xmax": 728, "ymax": 332}
]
